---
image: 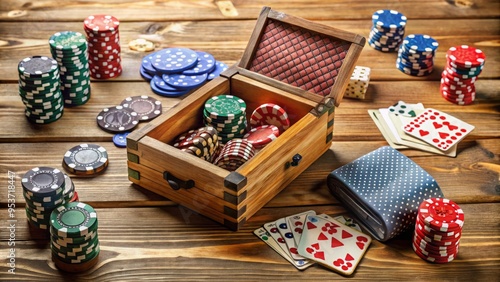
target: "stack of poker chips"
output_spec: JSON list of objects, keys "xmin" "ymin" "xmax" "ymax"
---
[
  {"xmin": 49, "ymin": 31, "xmax": 91, "ymax": 106},
  {"xmin": 18, "ymin": 56, "xmax": 64, "ymax": 124},
  {"xmin": 413, "ymin": 198, "xmax": 464, "ymax": 264},
  {"xmin": 213, "ymin": 139, "xmax": 256, "ymax": 171},
  {"xmin": 343, "ymin": 66, "xmax": 371, "ymax": 99},
  {"xmin": 249, "ymin": 103, "xmax": 290, "ymax": 135},
  {"xmin": 141, "ymin": 48, "xmax": 228, "ymax": 97},
  {"xmin": 22, "ymin": 167, "xmax": 66, "ymax": 231},
  {"xmin": 172, "ymin": 126, "xmax": 220, "ymax": 162},
  {"xmin": 83, "ymin": 14, "xmax": 122, "ymax": 79},
  {"xmin": 204, "ymin": 95, "xmax": 248, "ymax": 144},
  {"xmin": 397, "ymin": 34, "xmax": 439, "ymax": 76},
  {"xmin": 50, "ymin": 202, "xmax": 100, "ymax": 272},
  {"xmin": 62, "ymin": 144, "xmax": 109, "ymax": 176},
  {"xmin": 242, "ymin": 125, "xmax": 280, "ymax": 149},
  {"xmin": 369, "ymin": 10, "xmax": 407, "ymax": 52},
  {"xmin": 63, "ymin": 173, "xmax": 79, "ymax": 202},
  {"xmin": 440, "ymin": 45, "xmax": 485, "ymax": 105}
]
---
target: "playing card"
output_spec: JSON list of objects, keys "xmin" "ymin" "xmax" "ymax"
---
[
  {"xmin": 298, "ymin": 214, "xmax": 371, "ymax": 275},
  {"xmin": 286, "ymin": 210, "xmax": 316, "ymax": 246},
  {"xmin": 264, "ymin": 221, "xmax": 294, "ymax": 260},
  {"xmin": 388, "ymin": 101, "xmax": 421, "ymax": 117},
  {"xmin": 276, "ymin": 217, "xmax": 307, "ymax": 260},
  {"xmin": 323, "ymin": 214, "xmax": 362, "ymax": 232},
  {"xmin": 254, "ymin": 227, "xmax": 314, "ymax": 270},
  {"xmin": 368, "ymin": 110, "xmax": 408, "ymax": 149},
  {"xmin": 403, "ymin": 108, "xmax": 475, "ymax": 151}
]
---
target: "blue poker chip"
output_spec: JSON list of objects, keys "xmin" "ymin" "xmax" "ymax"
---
[
  {"xmin": 372, "ymin": 10, "xmax": 407, "ymax": 30},
  {"xmin": 402, "ymin": 34, "xmax": 439, "ymax": 54},
  {"xmin": 150, "ymin": 79, "xmax": 190, "ymax": 97},
  {"xmin": 207, "ymin": 61, "xmax": 228, "ymax": 80},
  {"xmin": 164, "ymin": 73, "xmax": 208, "ymax": 90},
  {"xmin": 151, "ymin": 75, "xmax": 182, "ymax": 92},
  {"xmin": 151, "ymin": 48, "xmax": 198, "ymax": 74},
  {"xmin": 182, "ymin": 51, "xmax": 216, "ymax": 75},
  {"xmin": 141, "ymin": 52, "xmax": 158, "ymax": 74},
  {"xmin": 140, "ymin": 66, "xmax": 153, "ymax": 81},
  {"xmin": 113, "ymin": 132, "xmax": 130, "ymax": 148}
]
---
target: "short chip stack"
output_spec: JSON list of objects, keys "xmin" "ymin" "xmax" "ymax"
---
[
  {"xmin": 344, "ymin": 66, "xmax": 371, "ymax": 99},
  {"xmin": 413, "ymin": 198, "xmax": 464, "ymax": 263},
  {"xmin": 397, "ymin": 34, "xmax": 438, "ymax": 76},
  {"xmin": 83, "ymin": 14, "xmax": 122, "ymax": 79},
  {"xmin": 204, "ymin": 95, "xmax": 248, "ymax": 144},
  {"xmin": 249, "ymin": 103, "xmax": 290, "ymax": 135},
  {"xmin": 50, "ymin": 202, "xmax": 100, "ymax": 272},
  {"xmin": 62, "ymin": 144, "xmax": 109, "ymax": 176},
  {"xmin": 369, "ymin": 10, "xmax": 407, "ymax": 52},
  {"xmin": 18, "ymin": 56, "xmax": 64, "ymax": 124},
  {"xmin": 22, "ymin": 167, "xmax": 66, "ymax": 231},
  {"xmin": 172, "ymin": 126, "xmax": 220, "ymax": 162},
  {"xmin": 213, "ymin": 139, "xmax": 256, "ymax": 171},
  {"xmin": 440, "ymin": 45, "xmax": 485, "ymax": 105},
  {"xmin": 242, "ymin": 125, "xmax": 280, "ymax": 149},
  {"xmin": 49, "ymin": 31, "xmax": 91, "ymax": 106},
  {"xmin": 141, "ymin": 48, "xmax": 228, "ymax": 97}
]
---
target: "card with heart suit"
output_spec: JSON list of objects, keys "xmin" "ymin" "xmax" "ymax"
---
[
  {"xmin": 276, "ymin": 217, "xmax": 307, "ymax": 261},
  {"xmin": 286, "ymin": 210, "xmax": 316, "ymax": 246},
  {"xmin": 403, "ymin": 108, "xmax": 475, "ymax": 151},
  {"xmin": 254, "ymin": 227, "xmax": 314, "ymax": 270},
  {"xmin": 297, "ymin": 214, "xmax": 371, "ymax": 275},
  {"xmin": 263, "ymin": 221, "xmax": 295, "ymax": 260}
]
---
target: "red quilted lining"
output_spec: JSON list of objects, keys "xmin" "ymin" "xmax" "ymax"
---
[{"xmin": 249, "ymin": 19, "xmax": 350, "ymax": 97}]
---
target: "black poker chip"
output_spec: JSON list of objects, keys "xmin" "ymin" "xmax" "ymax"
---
[
  {"xmin": 62, "ymin": 144, "xmax": 109, "ymax": 175},
  {"xmin": 21, "ymin": 167, "xmax": 65, "ymax": 196},
  {"xmin": 120, "ymin": 95, "xmax": 162, "ymax": 121},
  {"xmin": 96, "ymin": 105, "xmax": 139, "ymax": 133}
]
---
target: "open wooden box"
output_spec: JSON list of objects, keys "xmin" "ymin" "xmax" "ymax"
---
[{"xmin": 126, "ymin": 7, "xmax": 365, "ymax": 230}]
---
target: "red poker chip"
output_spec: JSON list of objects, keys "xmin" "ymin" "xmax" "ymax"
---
[
  {"xmin": 418, "ymin": 198, "xmax": 465, "ymax": 232},
  {"xmin": 446, "ymin": 45, "xmax": 485, "ymax": 68},
  {"xmin": 413, "ymin": 234, "xmax": 460, "ymax": 253},
  {"xmin": 443, "ymin": 67, "xmax": 478, "ymax": 80},
  {"xmin": 415, "ymin": 222, "xmax": 461, "ymax": 242},
  {"xmin": 84, "ymin": 15, "xmax": 120, "ymax": 33},
  {"xmin": 243, "ymin": 125, "xmax": 280, "ymax": 149},
  {"xmin": 448, "ymin": 60, "xmax": 483, "ymax": 71},
  {"xmin": 415, "ymin": 216, "xmax": 461, "ymax": 237},
  {"xmin": 69, "ymin": 191, "xmax": 79, "ymax": 202},
  {"xmin": 440, "ymin": 83, "xmax": 475, "ymax": 95},
  {"xmin": 441, "ymin": 91, "xmax": 475, "ymax": 102},
  {"xmin": 412, "ymin": 240, "xmax": 458, "ymax": 259},
  {"xmin": 412, "ymin": 243, "xmax": 456, "ymax": 264},
  {"xmin": 441, "ymin": 93, "xmax": 475, "ymax": 106},
  {"xmin": 441, "ymin": 69, "xmax": 477, "ymax": 85},
  {"xmin": 414, "ymin": 227, "xmax": 460, "ymax": 246},
  {"xmin": 250, "ymin": 103, "xmax": 290, "ymax": 134}
]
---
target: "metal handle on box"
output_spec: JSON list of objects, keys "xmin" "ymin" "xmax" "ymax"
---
[
  {"xmin": 163, "ymin": 171, "xmax": 195, "ymax": 190},
  {"xmin": 285, "ymin": 153, "xmax": 302, "ymax": 169}
]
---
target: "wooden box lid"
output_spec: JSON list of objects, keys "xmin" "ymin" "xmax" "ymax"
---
[{"xmin": 236, "ymin": 7, "xmax": 365, "ymax": 110}]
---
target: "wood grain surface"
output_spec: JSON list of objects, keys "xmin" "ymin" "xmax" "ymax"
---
[{"xmin": 0, "ymin": 0, "xmax": 499, "ymax": 280}]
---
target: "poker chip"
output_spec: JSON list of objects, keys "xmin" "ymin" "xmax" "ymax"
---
[
  {"xmin": 396, "ymin": 34, "xmax": 438, "ymax": 76},
  {"xmin": 243, "ymin": 125, "xmax": 280, "ymax": 149},
  {"xmin": 96, "ymin": 105, "xmax": 139, "ymax": 133},
  {"xmin": 83, "ymin": 15, "xmax": 122, "ymax": 79},
  {"xmin": 173, "ymin": 126, "xmax": 220, "ymax": 161},
  {"xmin": 213, "ymin": 139, "xmax": 255, "ymax": 171},
  {"xmin": 249, "ymin": 103, "xmax": 290, "ymax": 134},
  {"xmin": 369, "ymin": 10, "xmax": 406, "ymax": 52},
  {"xmin": 128, "ymin": 38, "xmax": 155, "ymax": 52},
  {"xmin": 120, "ymin": 95, "xmax": 162, "ymax": 121},
  {"xmin": 49, "ymin": 31, "xmax": 91, "ymax": 106},
  {"xmin": 50, "ymin": 202, "xmax": 100, "ymax": 271},
  {"xmin": 440, "ymin": 45, "xmax": 485, "ymax": 105},
  {"xmin": 412, "ymin": 198, "xmax": 464, "ymax": 263},
  {"xmin": 62, "ymin": 144, "xmax": 109, "ymax": 175},
  {"xmin": 113, "ymin": 132, "xmax": 130, "ymax": 148},
  {"xmin": 18, "ymin": 56, "xmax": 64, "ymax": 124},
  {"xmin": 140, "ymin": 48, "xmax": 225, "ymax": 97},
  {"xmin": 204, "ymin": 95, "xmax": 248, "ymax": 142}
]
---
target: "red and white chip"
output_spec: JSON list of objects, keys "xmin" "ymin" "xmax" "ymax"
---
[
  {"xmin": 446, "ymin": 45, "xmax": 485, "ymax": 68},
  {"xmin": 250, "ymin": 103, "xmax": 290, "ymax": 133},
  {"xmin": 243, "ymin": 125, "xmax": 280, "ymax": 149}
]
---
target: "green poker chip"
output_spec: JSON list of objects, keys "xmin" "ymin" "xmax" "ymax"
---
[
  {"xmin": 51, "ymin": 236, "xmax": 99, "ymax": 254},
  {"xmin": 50, "ymin": 202, "xmax": 98, "ymax": 238},
  {"xmin": 51, "ymin": 230, "xmax": 98, "ymax": 247},
  {"xmin": 49, "ymin": 31, "xmax": 87, "ymax": 52},
  {"xmin": 51, "ymin": 244, "xmax": 100, "ymax": 264},
  {"xmin": 204, "ymin": 95, "xmax": 246, "ymax": 120}
]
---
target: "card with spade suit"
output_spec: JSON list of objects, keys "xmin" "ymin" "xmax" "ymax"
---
[{"xmin": 297, "ymin": 214, "xmax": 371, "ymax": 275}]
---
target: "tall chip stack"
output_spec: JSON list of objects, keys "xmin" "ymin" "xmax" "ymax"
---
[
  {"xmin": 22, "ymin": 167, "xmax": 66, "ymax": 232},
  {"xmin": 396, "ymin": 34, "xmax": 438, "ymax": 77},
  {"xmin": 50, "ymin": 202, "xmax": 100, "ymax": 272},
  {"xmin": 369, "ymin": 10, "xmax": 407, "ymax": 52},
  {"xmin": 49, "ymin": 31, "xmax": 92, "ymax": 106},
  {"xmin": 18, "ymin": 56, "xmax": 64, "ymax": 124},
  {"xmin": 203, "ymin": 95, "xmax": 248, "ymax": 144},
  {"xmin": 440, "ymin": 45, "xmax": 485, "ymax": 105},
  {"xmin": 83, "ymin": 14, "xmax": 122, "ymax": 79}
]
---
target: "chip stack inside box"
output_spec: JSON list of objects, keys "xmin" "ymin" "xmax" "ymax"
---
[
  {"xmin": 344, "ymin": 66, "xmax": 371, "ymax": 99},
  {"xmin": 18, "ymin": 56, "xmax": 64, "ymax": 124},
  {"xmin": 83, "ymin": 15, "xmax": 122, "ymax": 79},
  {"xmin": 440, "ymin": 45, "xmax": 485, "ymax": 105},
  {"xmin": 49, "ymin": 31, "xmax": 91, "ymax": 106},
  {"xmin": 50, "ymin": 202, "xmax": 100, "ymax": 272}
]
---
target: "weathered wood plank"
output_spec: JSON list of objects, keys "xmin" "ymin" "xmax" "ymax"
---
[
  {"xmin": 0, "ymin": 203, "xmax": 498, "ymax": 280},
  {"xmin": 1, "ymin": 0, "xmax": 499, "ymax": 21},
  {"xmin": 0, "ymin": 19, "xmax": 499, "ymax": 82}
]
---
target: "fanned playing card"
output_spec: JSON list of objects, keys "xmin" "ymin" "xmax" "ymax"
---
[
  {"xmin": 388, "ymin": 100, "xmax": 420, "ymax": 117},
  {"xmin": 254, "ymin": 227, "xmax": 314, "ymax": 270},
  {"xmin": 318, "ymin": 214, "xmax": 362, "ymax": 232},
  {"xmin": 264, "ymin": 221, "xmax": 294, "ymax": 259},
  {"xmin": 276, "ymin": 217, "xmax": 307, "ymax": 261},
  {"xmin": 286, "ymin": 210, "xmax": 316, "ymax": 246},
  {"xmin": 297, "ymin": 214, "xmax": 371, "ymax": 275},
  {"xmin": 403, "ymin": 108, "xmax": 475, "ymax": 151}
]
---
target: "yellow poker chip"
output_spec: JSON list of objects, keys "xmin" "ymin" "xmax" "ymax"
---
[{"xmin": 128, "ymin": 38, "xmax": 155, "ymax": 52}]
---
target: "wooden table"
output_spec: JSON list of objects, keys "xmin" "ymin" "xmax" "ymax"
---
[{"xmin": 1, "ymin": 1, "xmax": 499, "ymax": 280}]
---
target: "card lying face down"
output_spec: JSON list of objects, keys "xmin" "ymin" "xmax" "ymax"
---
[{"xmin": 297, "ymin": 214, "xmax": 371, "ymax": 275}]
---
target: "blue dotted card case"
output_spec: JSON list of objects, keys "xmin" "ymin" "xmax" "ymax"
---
[{"xmin": 327, "ymin": 146, "xmax": 443, "ymax": 242}]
